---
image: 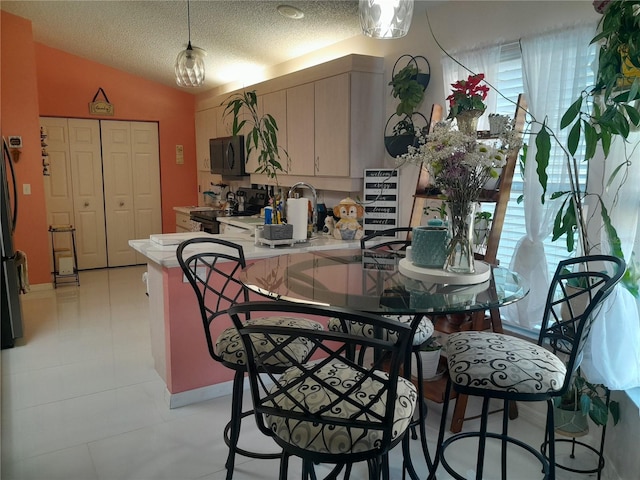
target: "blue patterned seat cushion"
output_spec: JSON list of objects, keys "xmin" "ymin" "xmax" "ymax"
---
[
  {"xmin": 266, "ymin": 358, "xmax": 417, "ymax": 454},
  {"xmin": 328, "ymin": 315, "xmax": 434, "ymax": 346},
  {"xmin": 216, "ymin": 316, "xmax": 323, "ymax": 366},
  {"xmin": 445, "ymin": 332, "xmax": 567, "ymax": 394}
]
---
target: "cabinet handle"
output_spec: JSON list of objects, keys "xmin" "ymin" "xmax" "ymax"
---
[
  {"xmin": 119, "ymin": 201, "xmax": 124, "ymax": 207},
  {"xmin": 315, "ymin": 156, "xmax": 319, "ymax": 173},
  {"xmin": 84, "ymin": 202, "xmax": 89, "ymax": 207}
]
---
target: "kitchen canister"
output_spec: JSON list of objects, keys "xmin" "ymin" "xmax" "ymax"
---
[{"xmin": 411, "ymin": 225, "xmax": 449, "ymax": 269}]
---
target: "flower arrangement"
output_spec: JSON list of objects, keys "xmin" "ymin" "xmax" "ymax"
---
[
  {"xmin": 398, "ymin": 122, "xmax": 517, "ymax": 205},
  {"xmin": 446, "ymin": 73, "xmax": 490, "ymax": 119},
  {"xmin": 398, "ymin": 120, "xmax": 521, "ymax": 272}
]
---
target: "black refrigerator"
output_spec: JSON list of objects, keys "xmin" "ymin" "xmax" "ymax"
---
[{"xmin": 1, "ymin": 136, "xmax": 24, "ymax": 349}]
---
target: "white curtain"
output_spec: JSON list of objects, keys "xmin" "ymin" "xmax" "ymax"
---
[
  {"xmin": 505, "ymin": 24, "xmax": 596, "ymax": 328},
  {"xmin": 581, "ymin": 131, "xmax": 640, "ymax": 404},
  {"xmin": 441, "ymin": 46, "xmax": 500, "ymax": 131}
]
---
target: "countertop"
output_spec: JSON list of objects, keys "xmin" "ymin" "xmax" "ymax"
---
[
  {"xmin": 217, "ymin": 215, "xmax": 264, "ymax": 229},
  {"xmin": 173, "ymin": 205, "xmax": 215, "ymax": 214},
  {"xmin": 129, "ymin": 232, "xmax": 359, "ymax": 268}
]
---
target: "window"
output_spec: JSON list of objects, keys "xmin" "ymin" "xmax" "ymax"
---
[{"xmin": 490, "ymin": 42, "xmax": 593, "ymax": 279}]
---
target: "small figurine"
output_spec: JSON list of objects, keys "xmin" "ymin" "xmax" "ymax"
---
[
  {"xmin": 332, "ymin": 197, "xmax": 364, "ymax": 240},
  {"xmin": 323, "ymin": 216, "xmax": 335, "ymax": 235}
]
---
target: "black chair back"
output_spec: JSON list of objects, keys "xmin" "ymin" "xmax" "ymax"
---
[
  {"xmin": 228, "ymin": 300, "xmax": 418, "ymax": 469},
  {"xmin": 538, "ymin": 254, "xmax": 626, "ymax": 395},
  {"xmin": 177, "ymin": 237, "xmax": 249, "ymax": 362},
  {"xmin": 360, "ymin": 226, "xmax": 412, "ymax": 252}
]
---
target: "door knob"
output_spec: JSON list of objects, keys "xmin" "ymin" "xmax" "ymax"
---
[{"xmin": 119, "ymin": 201, "xmax": 124, "ymax": 207}]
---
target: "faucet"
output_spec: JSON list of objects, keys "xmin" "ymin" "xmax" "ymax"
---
[{"xmin": 287, "ymin": 182, "xmax": 318, "ymax": 234}]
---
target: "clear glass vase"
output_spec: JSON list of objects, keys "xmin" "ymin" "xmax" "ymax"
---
[{"xmin": 445, "ymin": 201, "xmax": 476, "ymax": 274}]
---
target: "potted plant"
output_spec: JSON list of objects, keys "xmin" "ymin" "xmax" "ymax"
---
[
  {"xmin": 223, "ymin": 90, "xmax": 288, "ymax": 181},
  {"xmin": 473, "ymin": 210, "xmax": 492, "ymax": 248},
  {"xmin": 591, "ymin": 0, "xmax": 640, "ymax": 90},
  {"xmin": 385, "ymin": 55, "xmax": 430, "ymax": 157},
  {"xmin": 531, "ymin": 0, "xmax": 640, "ymax": 293},
  {"xmin": 446, "ymin": 73, "xmax": 490, "ymax": 135},
  {"xmin": 413, "ymin": 336, "xmax": 442, "ymax": 380},
  {"xmin": 554, "ymin": 370, "xmax": 620, "ymax": 437}
]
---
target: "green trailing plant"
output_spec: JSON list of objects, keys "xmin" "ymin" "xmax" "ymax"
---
[
  {"xmin": 223, "ymin": 90, "xmax": 288, "ymax": 180},
  {"xmin": 390, "ymin": 63, "xmax": 426, "ymax": 117},
  {"xmin": 531, "ymin": 1, "xmax": 640, "ymax": 293},
  {"xmin": 555, "ymin": 371, "xmax": 620, "ymax": 427}
]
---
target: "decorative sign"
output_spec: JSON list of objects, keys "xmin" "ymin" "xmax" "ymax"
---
[
  {"xmin": 89, "ymin": 87, "xmax": 114, "ymax": 116},
  {"xmin": 362, "ymin": 169, "xmax": 399, "ymax": 236}
]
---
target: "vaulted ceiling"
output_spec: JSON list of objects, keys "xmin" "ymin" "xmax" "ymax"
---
[{"xmin": 1, "ymin": 1, "xmax": 363, "ymax": 93}]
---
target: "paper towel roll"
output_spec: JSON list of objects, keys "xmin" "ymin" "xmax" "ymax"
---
[{"xmin": 287, "ymin": 198, "xmax": 309, "ymax": 241}]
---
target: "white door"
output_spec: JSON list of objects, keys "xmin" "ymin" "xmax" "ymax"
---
[
  {"xmin": 101, "ymin": 120, "xmax": 161, "ymax": 267},
  {"xmin": 41, "ymin": 117, "xmax": 75, "ymax": 271},
  {"xmin": 101, "ymin": 121, "xmax": 137, "ymax": 267},
  {"xmin": 129, "ymin": 122, "xmax": 162, "ymax": 264},
  {"xmin": 68, "ymin": 119, "xmax": 107, "ymax": 269}
]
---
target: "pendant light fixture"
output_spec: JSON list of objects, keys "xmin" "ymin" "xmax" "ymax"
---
[
  {"xmin": 359, "ymin": 0, "xmax": 414, "ymax": 39},
  {"xmin": 175, "ymin": 0, "xmax": 206, "ymax": 87}
]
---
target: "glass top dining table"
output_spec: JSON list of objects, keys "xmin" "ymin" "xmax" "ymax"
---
[{"xmin": 239, "ymin": 248, "xmax": 529, "ymax": 316}]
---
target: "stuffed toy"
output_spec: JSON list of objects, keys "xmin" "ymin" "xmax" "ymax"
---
[{"xmin": 332, "ymin": 197, "xmax": 364, "ymax": 240}]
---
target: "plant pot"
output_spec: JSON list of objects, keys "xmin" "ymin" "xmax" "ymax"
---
[
  {"xmin": 384, "ymin": 112, "xmax": 428, "ymax": 158},
  {"xmin": 554, "ymin": 406, "xmax": 589, "ymax": 437},
  {"xmin": 618, "ymin": 45, "xmax": 640, "ymax": 88},
  {"xmin": 473, "ymin": 218, "xmax": 491, "ymax": 248},
  {"xmin": 411, "ymin": 348, "xmax": 442, "ymax": 380},
  {"xmin": 384, "ymin": 134, "xmax": 418, "ymax": 158}
]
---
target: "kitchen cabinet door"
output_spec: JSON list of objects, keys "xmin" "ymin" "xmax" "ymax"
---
[
  {"xmin": 256, "ymin": 90, "xmax": 288, "ymax": 176},
  {"xmin": 315, "ymin": 73, "xmax": 350, "ymax": 177},
  {"xmin": 195, "ymin": 108, "xmax": 217, "ymax": 172},
  {"xmin": 286, "ymin": 83, "xmax": 315, "ymax": 176}
]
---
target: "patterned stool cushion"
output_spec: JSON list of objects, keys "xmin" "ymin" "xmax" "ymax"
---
[
  {"xmin": 445, "ymin": 331, "xmax": 567, "ymax": 395},
  {"xmin": 266, "ymin": 358, "xmax": 417, "ymax": 454},
  {"xmin": 328, "ymin": 315, "xmax": 434, "ymax": 346},
  {"xmin": 216, "ymin": 316, "xmax": 323, "ymax": 366}
]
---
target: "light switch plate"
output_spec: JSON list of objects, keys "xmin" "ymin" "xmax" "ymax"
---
[{"xmin": 23, "ymin": 184, "xmax": 31, "ymax": 195}]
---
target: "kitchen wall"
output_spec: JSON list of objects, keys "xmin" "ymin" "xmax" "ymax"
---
[
  {"xmin": 0, "ymin": 12, "xmax": 48, "ymax": 285},
  {"xmin": 1, "ymin": 10, "xmax": 198, "ymax": 284}
]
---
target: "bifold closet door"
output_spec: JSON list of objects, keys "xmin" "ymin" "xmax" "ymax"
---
[
  {"xmin": 101, "ymin": 121, "xmax": 161, "ymax": 267},
  {"xmin": 41, "ymin": 117, "xmax": 107, "ymax": 270}
]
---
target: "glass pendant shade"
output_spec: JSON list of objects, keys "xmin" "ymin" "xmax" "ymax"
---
[
  {"xmin": 175, "ymin": 42, "xmax": 205, "ymax": 87},
  {"xmin": 359, "ymin": 0, "xmax": 414, "ymax": 39}
]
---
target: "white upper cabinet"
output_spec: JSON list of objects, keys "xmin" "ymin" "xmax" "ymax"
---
[{"xmin": 195, "ymin": 108, "xmax": 217, "ymax": 172}]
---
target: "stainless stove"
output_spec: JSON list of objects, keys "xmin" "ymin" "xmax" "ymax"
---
[{"xmin": 190, "ymin": 187, "xmax": 269, "ymax": 234}]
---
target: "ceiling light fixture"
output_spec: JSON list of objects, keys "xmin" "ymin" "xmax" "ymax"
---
[
  {"xmin": 175, "ymin": 0, "xmax": 206, "ymax": 87},
  {"xmin": 359, "ymin": 0, "xmax": 414, "ymax": 39},
  {"xmin": 277, "ymin": 5, "xmax": 305, "ymax": 20}
]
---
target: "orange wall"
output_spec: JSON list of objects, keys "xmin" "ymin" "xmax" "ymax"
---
[
  {"xmin": 36, "ymin": 44, "xmax": 198, "ymax": 236},
  {"xmin": 1, "ymin": 11, "xmax": 199, "ymax": 285},
  {"xmin": 1, "ymin": 12, "xmax": 49, "ymax": 285}
]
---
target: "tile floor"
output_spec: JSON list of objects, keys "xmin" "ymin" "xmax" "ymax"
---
[{"xmin": 1, "ymin": 266, "xmax": 613, "ymax": 479}]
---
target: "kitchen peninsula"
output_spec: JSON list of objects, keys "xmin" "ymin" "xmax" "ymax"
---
[{"xmin": 129, "ymin": 231, "xmax": 358, "ymax": 407}]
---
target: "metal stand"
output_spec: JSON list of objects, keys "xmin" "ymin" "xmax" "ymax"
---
[
  {"xmin": 541, "ymin": 388, "xmax": 609, "ymax": 480},
  {"xmin": 49, "ymin": 225, "xmax": 79, "ymax": 288}
]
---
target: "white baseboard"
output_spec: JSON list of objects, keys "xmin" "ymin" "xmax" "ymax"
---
[{"xmin": 165, "ymin": 379, "xmax": 235, "ymax": 409}]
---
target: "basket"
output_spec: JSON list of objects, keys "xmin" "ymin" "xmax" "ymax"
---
[{"xmin": 262, "ymin": 224, "xmax": 293, "ymax": 240}]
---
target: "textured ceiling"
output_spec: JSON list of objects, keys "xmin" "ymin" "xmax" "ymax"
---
[{"xmin": 1, "ymin": 0, "xmax": 361, "ymax": 93}]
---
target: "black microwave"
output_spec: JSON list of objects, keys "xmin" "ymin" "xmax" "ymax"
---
[{"xmin": 210, "ymin": 135, "xmax": 247, "ymax": 176}]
